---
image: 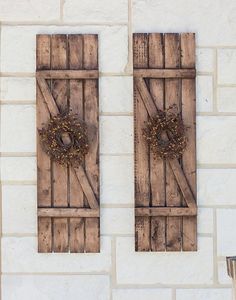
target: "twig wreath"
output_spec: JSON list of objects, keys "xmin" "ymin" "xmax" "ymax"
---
[
  {"xmin": 143, "ymin": 105, "xmax": 188, "ymax": 160},
  {"xmin": 39, "ymin": 113, "xmax": 89, "ymax": 167}
]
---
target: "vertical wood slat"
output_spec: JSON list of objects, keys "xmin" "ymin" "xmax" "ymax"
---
[
  {"xmin": 68, "ymin": 35, "xmax": 85, "ymax": 253},
  {"xmin": 51, "ymin": 35, "xmax": 69, "ymax": 253},
  {"xmin": 148, "ymin": 33, "xmax": 166, "ymax": 251},
  {"xmin": 164, "ymin": 33, "xmax": 182, "ymax": 252},
  {"xmin": 37, "ymin": 35, "xmax": 52, "ymax": 253},
  {"xmin": 37, "ymin": 34, "xmax": 99, "ymax": 253},
  {"xmin": 134, "ymin": 32, "xmax": 196, "ymax": 252},
  {"xmin": 181, "ymin": 33, "xmax": 197, "ymax": 251},
  {"xmin": 133, "ymin": 34, "xmax": 150, "ymax": 251},
  {"xmin": 83, "ymin": 35, "xmax": 100, "ymax": 252}
]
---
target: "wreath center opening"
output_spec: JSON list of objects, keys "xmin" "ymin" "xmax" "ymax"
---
[{"xmin": 57, "ymin": 131, "xmax": 74, "ymax": 148}]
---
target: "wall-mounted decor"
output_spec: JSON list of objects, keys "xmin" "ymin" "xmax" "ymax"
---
[
  {"xmin": 133, "ymin": 33, "xmax": 197, "ymax": 252},
  {"xmin": 36, "ymin": 34, "xmax": 99, "ymax": 253}
]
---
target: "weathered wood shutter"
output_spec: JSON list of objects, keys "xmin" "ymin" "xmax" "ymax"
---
[
  {"xmin": 133, "ymin": 33, "xmax": 197, "ymax": 252},
  {"xmin": 36, "ymin": 34, "xmax": 99, "ymax": 253}
]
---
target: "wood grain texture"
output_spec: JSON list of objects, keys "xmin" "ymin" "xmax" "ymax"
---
[
  {"xmin": 51, "ymin": 34, "xmax": 69, "ymax": 253},
  {"xmin": 134, "ymin": 34, "xmax": 150, "ymax": 251},
  {"xmin": 133, "ymin": 33, "xmax": 197, "ymax": 252},
  {"xmin": 68, "ymin": 34, "xmax": 85, "ymax": 253},
  {"xmin": 38, "ymin": 208, "xmax": 99, "ymax": 218},
  {"xmin": 36, "ymin": 70, "xmax": 98, "ymax": 79},
  {"xmin": 181, "ymin": 33, "xmax": 197, "ymax": 251},
  {"xmin": 164, "ymin": 33, "xmax": 182, "ymax": 252},
  {"xmin": 37, "ymin": 35, "xmax": 52, "ymax": 253},
  {"xmin": 148, "ymin": 33, "xmax": 166, "ymax": 252},
  {"xmin": 83, "ymin": 35, "xmax": 100, "ymax": 253},
  {"xmin": 134, "ymin": 69, "xmax": 195, "ymax": 78},
  {"xmin": 37, "ymin": 34, "xmax": 99, "ymax": 253}
]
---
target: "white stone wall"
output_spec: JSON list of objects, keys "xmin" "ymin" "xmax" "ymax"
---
[{"xmin": 0, "ymin": 0, "xmax": 235, "ymax": 299}]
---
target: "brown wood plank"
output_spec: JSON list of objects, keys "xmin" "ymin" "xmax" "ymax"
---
[
  {"xmin": 164, "ymin": 33, "xmax": 182, "ymax": 251},
  {"xmin": 74, "ymin": 166, "xmax": 98, "ymax": 209},
  {"xmin": 136, "ymin": 207, "xmax": 196, "ymax": 217},
  {"xmin": 51, "ymin": 34, "xmax": 69, "ymax": 253},
  {"xmin": 148, "ymin": 33, "xmax": 166, "ymax": 251},
  {"xmin": 70, "ymin": 218, "xmax": 85, "ymax": 253},
  {"xmin": 133, "ymin": 33, "xmax": 150, "ymax": 251},
  {"xmin": 68, "ymin": 34, "xmax": 85, "ymax": 253},
  {"xmin": 83, "ymin": 35, "xmax": 100, "ymax": 253},
  {"xmin": 181, "ymin": 33, "xmax": 197, "ymax": 251},
  {"xmin": 36, "ymin": 78, "xmax": 59, "ymax": 116},
  {"xmin": 38, "ymin": 208, "xmax": 99, "ymax": 218},
  {"xmin": 133, "ymin": 68, "xmax": 195, "ymax": 78},
  {"xmin": 135, "ymin": 78, "xmax": 157, "ymax": 117},
  {"xmin": 36, "ymin": 34, "xmax": 52, "ymax": 253},
  {"xmin": 36, "ymin": 69, "xmax": 99, "ymax": 79}
]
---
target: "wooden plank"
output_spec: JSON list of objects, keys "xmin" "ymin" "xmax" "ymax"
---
[
  {"xmin": 134, "ymin": 68, "xmax": 196, "ymax": 78},
  {"xmin": 181, "ymin": 33, "xmax": 197, "ymax": 251},
  {"xmin": 36, "ymin": 69, "xmax": 99, "ymax": 79},
  {"xmin": 38, "ymin": 208, "xmax": 99, "ymax": 218},
  {"xmin": 68, "ymin": 34, "xmax": 85, "ymax": 253},
  {"xmin": 134, "ymin": 78, "xmax": 157, "ymax": 117},
  {"xmin": 133, "ymin": 33, "xmax": 150, "ymax": 251},
  {"xmin": 136, "ymin": 207, "xmax": 196, "ymax": 217},
  {"xmin": 165, "ymin": 33, "xmax": 182, "ymax": 251},
  {"xmin": 74, "ymin": 166, "xmax": 98, "ymax": 209},
  {"xmin": 169, "ymin": 159, "xmax": 196, "ymax": 209},
  {"xmin": 36, "ymin": 78, "xmax": 59, "ymax": 116},
  {"xmin": 83, "ymin": 35, "xmax": 100, "ymax": 252},
  {"xmin": 36, "ymin": 34, "xmax": 52, "ymax": 253},
  {"xmin": 70, "ymin": 218, "xmax": 85, "ymax": 253},
  {"xmin": 51, "ymin": 34, "xmax": 69, "ymax": 253},
  {"xmin": 148, "ymin": 33, "xmax": 166, "ymax": 251}
]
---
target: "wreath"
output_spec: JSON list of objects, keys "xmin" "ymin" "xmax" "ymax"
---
[
  {"xmin": 39, "ymin": 113, "xmax": 89, "ymax": 167},
  {"xmin": 143, "ymin": 105, "xmax": 188, "ymax": 160}
]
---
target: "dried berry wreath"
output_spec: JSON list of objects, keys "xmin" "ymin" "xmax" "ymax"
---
[
  {"xmin": 39, "ymin": 113, "xmax": 89, "ymax": 167},
  {"xmin": 143, "ymin": 105, "xmax": 188, "ymax": 160}
]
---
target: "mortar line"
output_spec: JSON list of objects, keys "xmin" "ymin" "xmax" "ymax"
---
[
  {"xmin": 197, "ymin": 72, "xmax": 213, "ymax": 76},
  {"xmin": 2, "ymin": 272, "xmax": 110, "ymax": 276},
  {"xmin": 111, "ymin": 236, "xmax": 117, "ymax": 298},
  {"xmin": 124, "ymin": 0, "xmax": 133, "ymax": 74},
  {"xmin": 1, "ymin": 21, "xmax": 128, "ymax": 26},
  {"xmin": 111, "ymin": 283, "xmax": 231, "ymax": 289},
  {"xmin": 197, "ymin": 112, "xmax": 236, "ymax": 116},
  {"xmin": 0, "ymin": 101, "xmax": 36, "ymax": 105},
  {"xmin": 218, "ymin": 84, "xmax": 236, "ymax": 88},
  {"xmin": 213, "ymin": 208, "xmax": 218, "ymax": 284},
  {"xmin": 196, "ymin": 46, "xmax": 236, "ymax": 49},
  {"xmin": 172, "ymin": 288, "xmax": 176, "ymax": 300}
]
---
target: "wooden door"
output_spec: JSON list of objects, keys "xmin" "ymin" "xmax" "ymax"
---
[{"xmin": 36, "ymin": 34, "xmax": 99, "ymax": 253}]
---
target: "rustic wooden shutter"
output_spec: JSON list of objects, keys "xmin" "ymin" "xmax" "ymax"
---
[
  {"xmin": 133, "ymin": 33, "xmax": 197, "ymax": 252},
  {"xmin": 36, "ymin": 34, "xmax": 99, "ymax": 253}
]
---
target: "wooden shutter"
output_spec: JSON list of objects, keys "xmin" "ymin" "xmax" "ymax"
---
[
  {"xmin": 36, "ymin": 34, "xmax": 99, "ymax": 253},
  {"xmin": 133, "ymin": 33, "xmax": 197, "ymax": 252}
]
